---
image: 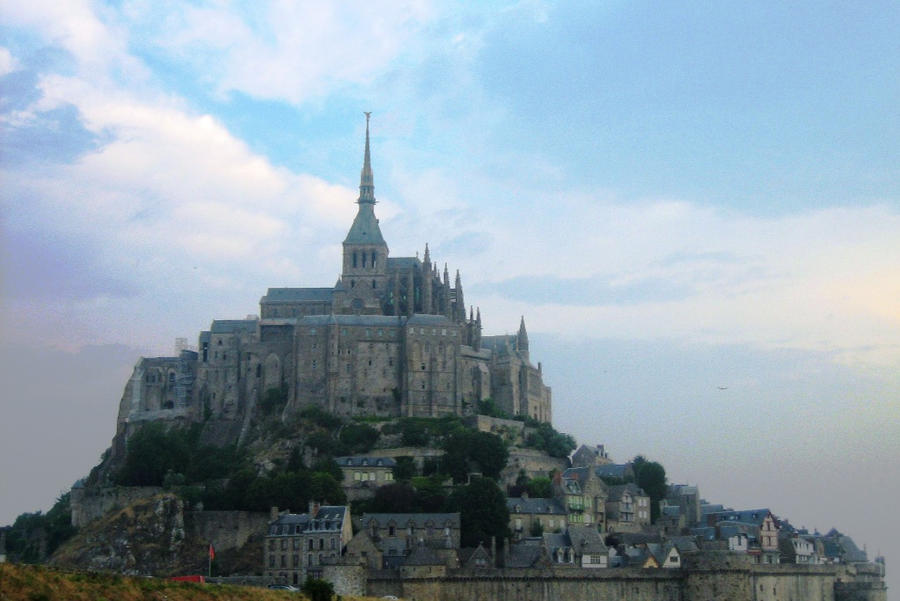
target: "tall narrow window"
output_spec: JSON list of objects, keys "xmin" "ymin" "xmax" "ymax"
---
[
  {"xmin": 371, "ymin": 252, "xmax": 376, "ymax": 268},
  {"xmin": 352, "ymin": 252, "xmax": 357, "ymax": 268},
  {"xmin": 372, "ymin": 279, "xmax": 376, "ymax": 289},
  {"xmin": 362, "ymin": 253, "xmax": 367, "ymax": 267}
]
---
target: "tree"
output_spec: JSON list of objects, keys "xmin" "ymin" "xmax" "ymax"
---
[
  {"xmin": 339, "ymin": 423, "xmax": 380, "ymax": 453},
  {"xmin": 448, "ymin": 477, "xmax": 510, "ymax": 548},
  {"xmin": 526, "ymin": 476, "xmax": 553, "ymax": 499},
  {"xmin": 371, "ymin": 482, "xmax": 418, "ymax": 513},
  {"xmin": 116, "ymin": 422, "xmax": 191, "ymax": 486},
  {"xmin": 302, "ymin": 577, "xmax": 335, "ymax": 601},
  {"xmin": 633, "ymin": 455, "xmax": 667, "ymax": 523},
  {"xmin": 393, "ymin": 456, "xmax": 417, "ymax": 482},
  {"xmin": 441, "ymin": 430, "xmax": 508, "ymax": 483}
]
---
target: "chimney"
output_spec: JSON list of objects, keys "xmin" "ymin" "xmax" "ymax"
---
[
  {"xmin": 270, "ymin": 506, "xmax": 279, "ymax": 521},
  {"xmin": 309, "ymin": 500, "xmax": 320, "ymax": 517}
]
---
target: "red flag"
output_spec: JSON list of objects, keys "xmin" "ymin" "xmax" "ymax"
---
[{"xmin": 208, "ymin": 543, "xmax": 215, "ymax": 561}]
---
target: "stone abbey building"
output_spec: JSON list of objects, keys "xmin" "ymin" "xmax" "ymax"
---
[{"xmin": 117, "ymin": 117, "xmax": 551, "ymax": 437}]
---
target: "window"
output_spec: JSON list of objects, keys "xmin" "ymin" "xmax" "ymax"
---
[
  {"xmin": 371, "ymin": 251, "xmax": 376, "ymax": 267},
  {"xmin": 372, "ymin": 279, "xmax": 376, "ymax": 289},
  {"xmin": 389, "ymin": 526, "xmax": 395, "ymax": 536},
  {"xmin": 352, "ymin": 252, "xmax": 357, "ymax": 268}
]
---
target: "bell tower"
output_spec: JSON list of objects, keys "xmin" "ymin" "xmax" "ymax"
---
[{"xmin": 338, "ymin": 113, "xmax": 390, "ymax": 314}]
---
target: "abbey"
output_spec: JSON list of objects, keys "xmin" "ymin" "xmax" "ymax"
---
[{"xmin": 118, "ymin": 118, "xmax": 551, "ymax": 433}]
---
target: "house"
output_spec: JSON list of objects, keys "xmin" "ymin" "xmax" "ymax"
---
[
  {"xmin": 334, "ymin": 455, "xmax": 396, "ymax": 500},
  {"xmin": 665, "ymin": 484, "xmax": 702, "ymax": 527},
  {"xmin": 645, "ymin": 542, "xmax": 682, "ymax": 568},
  {"xmin": 605, "ymin": 483, "xmax": 651, "ymax": 533},
  {"xmin": 570, "ymin": 444, "xmax": 611, "ymax": 468},
  {"xmin": 706, "ymin": 509, "xmax": 780, "ymax": 564},
  {"xmin": 779, "ymin": 534, "xmax": 818, "ymax": 564},
  {"xmin": 460, "ymin": 543, "xmax": 493, "ymax": 569},
  {"xmin": 558, "ymin": 467, "xmax": 609, "ymax": 529},
  {"xmin": 342, "ymin": 530, "xmax": 383, "ymax": 570},
  {"xmin": 506, "ymin": 495, "xmax": 568, "ymax": 540},
  {"xmin": 264, "ymin": 503, "xmax": 353, "ymax": 586},
  {"xmin": 359, "ymin": 513, "xmax": 460, "ymax": 568},
  {"xmin": 594, "ymin": 463, "xmax": 635, "ymax": 481},
  {"xmin": 567, "ymin": 525, "xmax": 609, "ymax": 568}
]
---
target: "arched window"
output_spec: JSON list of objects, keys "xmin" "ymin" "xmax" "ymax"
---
[
  {"xmin": 372, "ymin": 279, "xmax": 376, "ymax": 289},
  {"xmin": 362, "ymin": 253, "xmax": 367, "ymax": 267},
  {"xmin": 371, "ymin": 251, "xmax": 376, "ymax": 268},
  {"xmin": 352, "ymin": 252, "xmax": 357, "ymax": 268}
]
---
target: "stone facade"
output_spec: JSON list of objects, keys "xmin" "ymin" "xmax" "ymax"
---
[
  {"xmin": 111, "ymin": 117, "xmax": 552, "ymax": 449},
  {"xmin": 264, "ymin": 504, "xmax": 352, "ymax": 586}
]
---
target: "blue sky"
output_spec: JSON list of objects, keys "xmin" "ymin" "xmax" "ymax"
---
[{"xmin": 1, "ymin": 0, "xmax": 898, "ymax": 584}]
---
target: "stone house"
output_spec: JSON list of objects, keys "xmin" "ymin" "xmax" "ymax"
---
[
  {"xmin": 780, "ymin": 534, "xmax": 818, "ymax": 564},
  {"xmin": 506, "ymin": 495, "xmax": 568, "ymax": 540},
  {"xmin": 334, "ymin": 455, "xmax": 396, "ymax": 501},
  {"xmin": 264, "ymin": 503, "xmax": 353, "ymax": 586},
  {"xmin": 570, "ymin": 444, "xmax": 611, "ymax": 468},
  {"xmin": 567, "ymin": 525, "xmax": 609, "ymax": 568},
  {"xmin": 705, "ymin": 508, "xmax": 780, "ymax": 564},
  {"xmin": 342, "ymin": 530, "xmax": 383, "ymax": 570},
  {"xmin": 605, "ymin": 483, "xmax": 651, "ymax": 533},
  {"xmin": 359, "ymin": 513, "xmax": 460, "ymax": 568},
  {"xmin": 556, "ymin": 467, "xmax": 609, "ymax": 530}
]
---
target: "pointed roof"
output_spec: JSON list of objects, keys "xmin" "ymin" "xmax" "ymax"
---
[
  {"xmin": 358, "ymin": 112, "xmax": 375, "ymax": 205},
  {"xmin": 344, "ymin": 113, "xmax": 386, "ymax": 246}
]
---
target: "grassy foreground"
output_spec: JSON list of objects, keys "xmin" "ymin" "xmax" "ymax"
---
[{"xmin": 0, "ymin": 563, "xmax": 381, "ymax": 601}]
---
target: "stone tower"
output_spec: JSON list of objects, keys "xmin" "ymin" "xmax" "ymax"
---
[{"xmin": 337, "ymin": 113, "xmax": 390, "ymax": 314}]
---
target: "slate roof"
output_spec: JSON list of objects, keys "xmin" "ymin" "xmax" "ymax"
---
[
  {"xmin": 507, "ymin": 497, "xmax": 566, "ymax": 515},
  {"xmin": 210, "ymin": 319, "xmax": 258, "ymax": 334},
  {"xmin": 595, "ymin": 463, "xmax": 631, "ymax": 480},
  {"xmin": 299, "ymin": 314, "xmax": 403, "ymax": 327},
  {"xmin": 505, "ymin": 543, "xmax": 546, "ymax": 568},
  {"xmin": 406, "ymin": 314, "xmax": 456, "ymax": 327},
  {"xmin": 387, "ymin": 257, "xmax": 420, "ymax": 269},
  {"xmin": 336, "ymin": 456, "xmax": 397, "ymax": 468},
  {"xmin": 404, "ymin": 544, "xmax": 443, "ymax": 566},
  {"xmin": 708, "ymin": 508, "xmax": 773, "ymax": 527},
  {"xmin": 262, "ymin": 287, "xmax": 335, "ymax": 303},
  {"xmin": 344, "ymin": 204, "xmax": 386, "ymax": 245},
  {"xmin": 607, "ymin": 483, "xmax": 646, "ymax": 502},
  {"xmin": 567, "ymin": 525, "xmax": 608, "ymax": 554},
  {"xmin": 361, "ymin": 513, "xmax": 460, "ymax": 529},
  {"xmin": 269, "ymin": 506, "xmax": 347, "ymax": 535}
]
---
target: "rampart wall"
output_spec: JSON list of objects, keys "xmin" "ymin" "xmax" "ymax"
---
[{"xmin": 336, "ymin": 561, "xmax": 887, "ymax": 601}]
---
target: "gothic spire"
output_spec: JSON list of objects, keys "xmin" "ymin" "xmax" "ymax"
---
[{"xmin": 358, "ymin": 112, "xmax": 375, "ymax": 204}]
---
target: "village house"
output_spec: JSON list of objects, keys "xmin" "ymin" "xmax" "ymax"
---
[
  {"xmin": 264, "ymin": 503, "xmax": 353, "ymax": 586},
  {"xmin": 334, "ymin": 455, "xmax": 396, "ymax": 501}
]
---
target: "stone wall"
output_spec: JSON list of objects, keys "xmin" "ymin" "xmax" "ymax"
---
[
  {"xmin": 322, "ymin": 564, "xmax": 366, "ymax": 597},
  {"xmin": 70, "ymin": 485, "xmax": 164, "ymax": 527},
  {"xmin": 187, "ymin": 511, "xmax": 268, "ymax": 553},
  {"xmin": 355, "ymin": 562, "xmax": 886, "ymax": 601}
]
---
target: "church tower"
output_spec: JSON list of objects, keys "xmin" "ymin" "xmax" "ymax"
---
[{"xmin": 338, "ymin": 113, "xmax": 389, "ymax": 314}]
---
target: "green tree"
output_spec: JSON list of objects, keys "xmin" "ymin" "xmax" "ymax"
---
[
  {"xmin": 370, "ymin": 482, "xmax": 418, "ymax": 513},
  {"xmin": 441, "ymin": 430, "xmax": 508, "ymax": 483},
  {"xmin": 526, "ymin": 476, "xmax": 553, "ymax": 499},
  {"xmin": 339, "ymin": 423, "xmax": 380, "ymax": 453},
  {"xmin": 116, "ymin": 422, "xmax": 191, "ymax": 486},
  {"xmin": 448, "ymin": 477, "xmax": 510, "ymax": 548},
  {"xmin": 393, "ymin": 456, "xmax": 417, "ymax": 482},
  {"xmin": 302, "ymin": 577, "xmax": 335, "ymax": 601}
]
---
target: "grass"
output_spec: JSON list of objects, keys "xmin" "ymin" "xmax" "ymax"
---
[{"xmin": 0, "ymin": 563, "xmax": 388, "ymax": 601}]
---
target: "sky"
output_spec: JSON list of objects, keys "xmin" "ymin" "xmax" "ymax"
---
[{"xmin": 1, "ymin": 0, "xmax": 898, "ymax": 589}]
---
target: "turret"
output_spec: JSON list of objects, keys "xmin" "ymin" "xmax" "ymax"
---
[
  {"xmin": 422, "ymin": 244, "xmax": 433, "ymax": 313},
  {"xmin": 517, "ymin": 316, "xmax": 529, "ymax": 360},
  {"xmin": 454, "ymin": 269, "xmax": 465, "ymax": 323}
]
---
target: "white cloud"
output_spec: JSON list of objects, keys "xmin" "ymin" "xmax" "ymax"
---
[
  {"xmin": 120, "ymin": 0, "xmax": 436, "ymax": 104},
  {"xmin": 0, "ymin": 47, "xmax": 17, "ymax": 76}
]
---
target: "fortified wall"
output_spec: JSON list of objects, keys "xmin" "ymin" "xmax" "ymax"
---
[{"xmin": 330, "ymin": 560, "xmax": 886, "ymax": 601}]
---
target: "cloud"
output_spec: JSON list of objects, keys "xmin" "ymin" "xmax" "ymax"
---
[
  {"xmin": 119, "ymin": 1, "xmax": 435, "ymax": 105},
  {"xmin": 0, "ymin": 46, "xmax": 18, "ymax": 76},
  {"xmin": 473, "ymin": 274, "xmax": 693, "ymax": 306}
]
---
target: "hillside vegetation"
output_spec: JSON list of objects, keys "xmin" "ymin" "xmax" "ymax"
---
[{"xmin": 0, "ymin": 563, "xmax": 381, "ymax": 601}]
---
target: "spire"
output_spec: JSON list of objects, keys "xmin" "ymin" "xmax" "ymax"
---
[
  {"xmin": 358, "ymin": 112, "xmax": 375, "ymax": 204},
  {"xmin": 517, "ymin": 315, "xmax": 529, "ymax": 358},
  {"xmin": 424, "ymin": 243, "xmax": 431, "ymax": 264},
  {"xmin": 443, "ymin": 263, "xmax": 449, "ymax": 285}
]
